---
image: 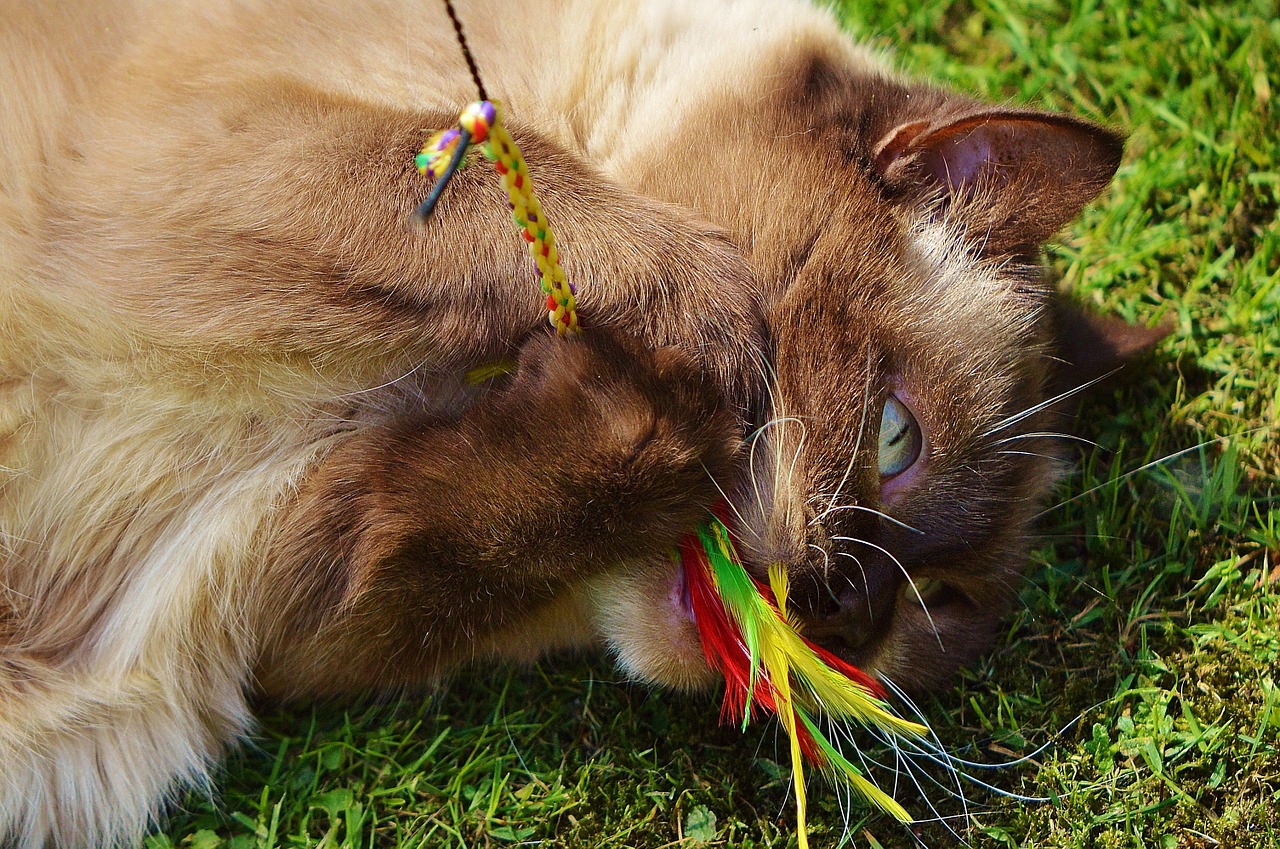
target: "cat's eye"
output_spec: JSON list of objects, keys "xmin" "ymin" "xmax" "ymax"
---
[{"xmin": 877, "ymin": 394, "xmax": 922, "ymax": 478}]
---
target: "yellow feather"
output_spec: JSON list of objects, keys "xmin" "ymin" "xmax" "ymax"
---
[
  {"xmin": 759, "ymin": 616, "xmax": 808, "ymax": 849},
  {"xmin": 847, "ymin": 771, "xmax": 912, "ymax": 823},
  {"xmin": 766, "ymin": 566, "xmax": 927, "ymax": 738}
]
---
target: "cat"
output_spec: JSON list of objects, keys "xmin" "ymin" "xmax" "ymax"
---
[{"xmin": 0, "ymin": 0, "xmax": 1164, "ymax": 845}]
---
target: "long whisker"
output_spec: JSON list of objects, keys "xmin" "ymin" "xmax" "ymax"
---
[
  {"xmin": 825, "ymin": 345, "xmax": 876, "ymax": 516},
  {"xmin": 831, "ymin": 535, "xmax": 942, "ymax": 648},
  {"xmin": 748, "ymin": 416, "xmax": 809, "ymax": 535},
  {"xmin": 700, "ymin": 458, "xmax": 748, "ymax": 531},
  {"xmin": 878, "ymin": 677, "xmax": 1096, "ymax": 806},
  {"xmin": 886, "ymin": 677, "xmax": 1100, "ymax": 773},
  {"xmin": 746, "ymin": 415, "xmax": 802, "ymax": 495},
  {"xmin": 806, "ymin": 543, "xmax": 832, "ymax": 581},
  {"xmin": 997, "ymin": 449, "xmax": 1064, "ymax": 462},
  {"xmin": 826, "ymin": 708, "xmax": 972, "ymax": 842},
  {"xmin": 981, "ymin": 369, "xmax": 1119, "ymax": 438},
  {"xmin": 863, "ymin": 744, "xmax": 1051, "ymax": 806},
  {"xmin": 718, "ymin": 354, "xmax": 781, "ymax": 537},
  {"xmin": 834, "ymin": 560, "xmax": 875, "ymax": 621},
  {"xmin": 879, "ymin": 675, "xmax": 972, "ymax": 831},
  {"xmin": 784, "ymin": 427, "xmax": 809, "ymax": 534},
  {"xmin": 993, "ymin": 431, "xmax": 1098, "ymax": 448},
  {"xmin": 329, "ymin": 357, "xmax": 434, "ymax": 400},
  {"xmin": 751, "ymin": 356, "xmax": 803, "ymax": 539},
  {"xmin": 768, "ymin": 371, "xmax": 792, "ymax": 534},
  {"xmin": 827, "ymin": 555, "xmax": 877, "ymax": 623},
  {"xmin": 1035, "ymin": 425, "xmax": 1275, "ymax": 519},
  {"xmin": 808, "ymin": 503, "xmax": 925, "ymax": 535}
]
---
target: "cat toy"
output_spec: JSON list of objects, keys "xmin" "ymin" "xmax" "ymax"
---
[
  {"xmin": 414, "ymin": 2, "xmax": 926, "ymax": 843},
  {"xmin": 680, "ymin": 513, "xmax": 926, "ymax": 845},
  {"xmin": 416, "ymin": 98, "xmax": 578, "ymax": 337}
]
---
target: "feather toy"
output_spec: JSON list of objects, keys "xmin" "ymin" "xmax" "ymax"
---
[
  {"xmin": 416, "ymin": 101, "xmax": 928, "ymax": 841},
  {"xmin": 678, "ymin": 513, "xmax": 926, "ymax": 847}
]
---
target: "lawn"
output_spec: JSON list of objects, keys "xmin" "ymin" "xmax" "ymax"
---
[{"xmin": 153, "ymin": 0, "xmax": 1279, "ymax": 846}]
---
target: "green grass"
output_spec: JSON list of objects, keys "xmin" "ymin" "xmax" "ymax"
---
[{"xmin": 153, "ymin": 0, "xmax": 1278, "ymax": 846}]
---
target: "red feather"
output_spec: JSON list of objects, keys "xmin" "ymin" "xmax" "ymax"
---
[{"xmin": 680, "ymin": 528, "xmax": 825, "ymax": 762}]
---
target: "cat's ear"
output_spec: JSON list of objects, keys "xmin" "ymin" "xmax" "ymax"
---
[
  {"xmin": 1050, "ymin": 298, "xmax": 1171, "ymax": 393},
  {"xmin": 872, "ymin": 111, "xmax": 1124, "ymax": 253}
]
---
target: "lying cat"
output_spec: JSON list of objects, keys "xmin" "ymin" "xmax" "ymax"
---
[{"xmin": 0, "ymin": 0, "xmax": 1161, "ymax": 845}]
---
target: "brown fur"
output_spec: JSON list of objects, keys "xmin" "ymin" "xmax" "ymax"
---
[
  {"xmin": 258, "ymin": 332, "xmax": 738, "ymax": 696},
  {"xmin": 0, "ymin": 0, "xmax": 1152, "ymax": 845}
]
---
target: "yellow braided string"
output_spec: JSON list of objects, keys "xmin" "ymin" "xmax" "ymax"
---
[{"xmin": 417, "ymin": 101, "xmax": 580, "ymax": 336}]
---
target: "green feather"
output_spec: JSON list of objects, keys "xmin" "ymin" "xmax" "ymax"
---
[
  {"xmin": 796, "ymin": 709, "xmax": 912, "ymax": 822},
  {"xmin": 697, "ymin": 518, "xmax": 764, "ymax": 727}
]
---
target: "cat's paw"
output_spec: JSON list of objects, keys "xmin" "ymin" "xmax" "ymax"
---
[
  {"xmin": 477, "ymin": 329, "xmax": 740, "ymax": 558},
  {"xmin": 593, "ymin": 220, "xmax": 767, "ymax": 417}
]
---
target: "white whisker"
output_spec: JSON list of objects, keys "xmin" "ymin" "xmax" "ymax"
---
[
  {"xmin": 982, "ymin": 370, "xmax": 1119, "ymax": 438},
  {"xmin": 808, "ymin": 503, "xmax": 924, "ymax": 535},
  {"xmin": 832, "ymin": 557, "xmax": 874, "ymax": 620},
  {"xmin": 745, "ymin": 416, "xmax": 804, "ymax": 527},
  {"xmin": 993, "ymin": 431, "xmax": 1098, "ymax": 448},
  {"xmin": 831, "ymin": 535, "xmax": 941, "ymax": 648},
  {"xmin": 700, "ymin": 459, "xmax": 748, "ymax": 530},
  {"xmin": 825, "ymin": 346, "xmax": 877, "ymax": 516},
  {"xmin": 1035, "ymin": 425, "xmax": 1275, "ymax": 519},
  {"xmin": 881, "ymin": 677, "xmax": 972, "ymax": 835},
  {"xmin": 784, "ymin": 429, "xmax": 809, "ymax": 533},
  {"xmin": 806, "ymin": 542, "xmax": 832, "ymax": 578},
  {"xmin": 826, "ymin": 706, "xmax": 973, "ymax": 843},
  {"xmin": 997, "ymin": 449, "xmax": 1063, "ymax": 461}
]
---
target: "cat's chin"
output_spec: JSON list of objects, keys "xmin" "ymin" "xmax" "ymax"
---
[{"xmin": 586, "ymin": 555, "xmax": 718, "ymax": 691}]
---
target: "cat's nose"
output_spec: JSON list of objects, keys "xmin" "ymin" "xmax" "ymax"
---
[{"xmin": 787, "ymin": 556, "xmax": 901, "ymax": 653}]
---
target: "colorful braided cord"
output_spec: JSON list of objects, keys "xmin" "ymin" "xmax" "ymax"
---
[{"xmin": 416, "ymin": 100, "xmax": 580, "ymax": 336}]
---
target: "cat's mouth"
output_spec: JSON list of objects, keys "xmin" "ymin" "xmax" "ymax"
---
[{"xmin": 673, "ymin": 558, "xmax": 696, "ymax": 626}]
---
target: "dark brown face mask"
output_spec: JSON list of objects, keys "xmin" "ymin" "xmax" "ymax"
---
[{"xmin": 610, "ymin": 52, "xmax": 1157, "ymax": 692}]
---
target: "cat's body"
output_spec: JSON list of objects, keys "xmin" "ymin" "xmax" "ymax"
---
[{"xmin": 0, "ymin": 0, "xmax": 1151, "ymax": 845}]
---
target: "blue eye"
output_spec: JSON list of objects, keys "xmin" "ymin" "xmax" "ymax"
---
[{"xmin": 878, "ymin": 395, "xmax": 922, "ymax": 478}]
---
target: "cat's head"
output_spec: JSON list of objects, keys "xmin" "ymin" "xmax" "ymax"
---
[{"xmin": 587, "ymin": 34, "xmax": 1164, "ymax": 692}]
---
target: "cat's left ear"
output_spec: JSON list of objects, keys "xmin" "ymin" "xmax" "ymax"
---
[{"xmin": 872, "ymin": 111, "xmax": 1124, "ymax": 254}]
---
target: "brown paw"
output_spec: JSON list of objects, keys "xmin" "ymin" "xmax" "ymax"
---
[
  {"xmin": 587, "ymin": 223, "xmax": 768, "ymax": 417},
  {"xmin": 475, "ymin": 329, "xmax": 741, "ymax": 558}
]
